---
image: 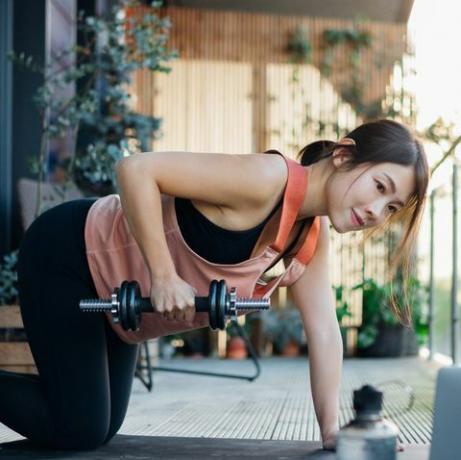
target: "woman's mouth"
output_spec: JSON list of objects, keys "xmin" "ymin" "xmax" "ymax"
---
[{"xmin": 351, "ymin": 209, "xmax": 364, "ymax": 227}]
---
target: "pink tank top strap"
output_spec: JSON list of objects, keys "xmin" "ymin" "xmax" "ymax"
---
[
  {"xmin": 266, "ymin": 153, "xmax": 309, "ymax": 253},
  {"xmin": 295, "ymin": 216, "xmax": 321, "ymax": 265}
]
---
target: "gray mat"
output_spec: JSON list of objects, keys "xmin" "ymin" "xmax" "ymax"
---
[{"xmin": 0, "ymin": 435, "xmax": 429, "ymax": 459}]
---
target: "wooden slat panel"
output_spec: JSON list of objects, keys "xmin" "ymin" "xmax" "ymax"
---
[
  {"xmin": 150, "ymin": 7, "xmax": 408, "ymax": 105},
  {"xmin": 0, "ymin": 365, "xmax": 38, "ymax": 374},
  {"xmin": 0, "ymin": 343, "xmax": 35, "ymax": 366},
  {"xmin": 0, "ymin": 305, "xmax": 37, "ymax": 374},
  {"xmin": 0, "ymin": 305, "xmax": 23, "ymax": 328},
  {"xmin": 150, "ymin": 60, "xmax": 253, "ymax": 153}
]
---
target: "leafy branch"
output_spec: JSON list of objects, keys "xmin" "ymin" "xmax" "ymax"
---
[{"xmin": 9, "ymin": 0, "xmax": 178, "ymax": 217}]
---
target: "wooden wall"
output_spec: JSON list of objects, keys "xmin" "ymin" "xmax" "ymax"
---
[{"xmin": 154, "ymin": 7, "xmax": 407, "ymax": 105}]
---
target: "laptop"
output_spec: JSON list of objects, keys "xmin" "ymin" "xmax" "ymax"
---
[{"xmin": 429, "ymin": 366, "xmax": 461, "ymax": 460}]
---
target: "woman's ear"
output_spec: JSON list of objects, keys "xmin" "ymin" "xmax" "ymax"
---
[
  {"xmin": 337, "ymin": 137, "xmax": 356, "ymax": 147},
  {"xmin": 332, "ymin": 137, "xmax": 356, "ymax": 168}
]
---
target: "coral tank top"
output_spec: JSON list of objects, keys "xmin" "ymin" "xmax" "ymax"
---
[{"xmin": 84, "ymin": 152, "xmax": 320, "ymax": 344}]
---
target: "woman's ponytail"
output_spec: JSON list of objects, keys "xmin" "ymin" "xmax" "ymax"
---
[{"xmin": 297, "ymin": 140, "xmax": 337, "ymax": 166}]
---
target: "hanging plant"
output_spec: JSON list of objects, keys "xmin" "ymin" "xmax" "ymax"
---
[
  {"xmin": 286, "ymin": 26, "xmax": 312, "ymax": 64},
  {"xmin": 284, "ymin": 26, "xmax": 313, "ymax": 151},
  {"xmin": 318, "ymin": 24, "xmax": 400, "ymax": 123},
  {"xmin": 320, "ymin": 26, "xmax": 372, "ymax": 79},
  {"xmin": 323, "ymin": 28, "xmax": 372, "ymax": 49},
  {"xmin": 0, "ymin": 250, "xmax": 19, "ymax": 306}
]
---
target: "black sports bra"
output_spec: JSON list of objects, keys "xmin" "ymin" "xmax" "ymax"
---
[{"xmin": 175, "ymin": 197, "xmax": 282, "ymax": 264}]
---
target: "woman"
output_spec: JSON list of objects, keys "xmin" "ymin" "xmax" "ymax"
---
[{"xmin": 1, "ymin": 119, "xmax": 428, "ymax": 451}]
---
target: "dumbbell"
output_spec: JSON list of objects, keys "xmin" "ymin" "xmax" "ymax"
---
[{"xmin": 79, "ymin": 279, "xmax": 270, "ymax": 331}]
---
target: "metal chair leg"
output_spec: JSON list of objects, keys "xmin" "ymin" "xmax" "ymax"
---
[
  {"xmin": 134, "ymin": 322, "xmax": 262, "ymax": 392},
  {"xmin": 135, "ymin": 341, "xmax": 153, "ymax": 392}
]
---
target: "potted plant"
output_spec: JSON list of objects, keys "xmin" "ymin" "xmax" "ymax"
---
[
  {"xmin": 353, "ymin": 277, "xmax": 428, "ymax": 357},
  {"xmin": 0, "ymin": 250, "xmax": 37, "ymax": 373},
  {"xmin": 0, "ymin": 250, "xmax": 19, "ymax": 308},
  {"xmin": 261, "ymin": 303, "xmax": 305, "ymax": 356},
  {"xmin": 226, "ymin": 332, "xmax": 247, "ymax": 360},
  {"xmin": 225, "ymin": 318, "xmax": 255, "ymax": 360}
]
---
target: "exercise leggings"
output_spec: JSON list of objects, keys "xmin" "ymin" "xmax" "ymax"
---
[{"xmin": 0, "ymin": 199, "xmax": 140, "ymax": 451}]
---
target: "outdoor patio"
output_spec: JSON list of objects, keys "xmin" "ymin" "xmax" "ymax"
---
[
  {"xmin": 1, "ymin": 0, "xmax": 460, "ymax": 459},
  {"xmin": 0, "ymin": 356, "xmax": 439, "ymax": 446}
]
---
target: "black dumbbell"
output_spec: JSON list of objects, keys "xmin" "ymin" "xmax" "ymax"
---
[{"xmin": 79, "ymin": 279, "xmax": 270, "ymax": 331}]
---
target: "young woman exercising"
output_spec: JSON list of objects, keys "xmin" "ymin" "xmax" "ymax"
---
[{"xmin": 0, "ymin": 119, "xmax": 428, "ymax": 451}]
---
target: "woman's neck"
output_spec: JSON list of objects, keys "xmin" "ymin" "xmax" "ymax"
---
[{"xmin": 298, "ymin": 158, "xmax": 333, "ymax": 219}]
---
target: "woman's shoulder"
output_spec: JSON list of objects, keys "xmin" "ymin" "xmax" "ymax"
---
[{"xmin": 118, "ymin": 150, "xmax": 288, "ymax": 212}]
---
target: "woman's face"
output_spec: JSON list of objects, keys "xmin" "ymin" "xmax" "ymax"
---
[{"xmin": 326, "ymin": 158, "xmax": 416, "ymax": 234}]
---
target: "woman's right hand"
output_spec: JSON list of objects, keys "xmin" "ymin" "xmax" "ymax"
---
[{"xmin": 150, "ymin": 273, "xmax": 197, "ymax": 323}]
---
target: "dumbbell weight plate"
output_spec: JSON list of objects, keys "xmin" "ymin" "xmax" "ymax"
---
[
  {"xmin": 208, "ymin": 280, "xmax": 218, "ymax": 330},
  {"xmin": 118, "ymin": 281, "xmax": 130, "ymax": 331},
  {"xmin": 217, "ymin": 279, "xmax": 227, "ymax": 330},
  {"xmin": 127, "ymin": 281, "xmax": 141, "ymax": 331}
]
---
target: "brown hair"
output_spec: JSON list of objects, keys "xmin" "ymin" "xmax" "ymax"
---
[{"xmin": 298, "ymin": 119, "xmax": 430, "ymax": 325}]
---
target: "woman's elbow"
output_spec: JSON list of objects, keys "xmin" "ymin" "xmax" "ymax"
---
[{"xmin": 307, "ymin": 322, "xmax": 343, "ymax": 353}]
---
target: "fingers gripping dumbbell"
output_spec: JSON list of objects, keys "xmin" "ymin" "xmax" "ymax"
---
[{"xmin": 79, "ymin": 279, "xmax": 270, "ymax": 331}]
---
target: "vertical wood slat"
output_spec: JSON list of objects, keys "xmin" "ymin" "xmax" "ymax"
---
[{"xmin": 0, "ymin": 305, "xmax": 23, "ymax": 328}]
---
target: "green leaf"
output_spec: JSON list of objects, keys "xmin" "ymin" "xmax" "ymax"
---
[{"xmin": 0, "ymin": 250, "xmax": 19, "ymax": 305}]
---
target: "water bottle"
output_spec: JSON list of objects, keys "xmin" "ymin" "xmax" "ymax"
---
[{"xmin": 336, "ymin": 384, "xmax": 399, "ymax": 460}]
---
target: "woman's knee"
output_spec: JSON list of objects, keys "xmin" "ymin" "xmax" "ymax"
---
[
  {"xmin": 102, "ymin": 413, "xmax": 127, "ymax": 445},
  {"xmin": 52, "ymin": 420, "xmax": 110, "ymax": 451},
  {"xmin": 102, "ymin": 428, "xmax": 118, "ymax": 446},
  {"xmin": 53, "ymin": 434, "xmax": 108, "ymax": 451}
]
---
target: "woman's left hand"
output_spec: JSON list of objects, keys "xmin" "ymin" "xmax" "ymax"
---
[{"xmin": 321, "ymin": 430, "xmax": 337, "ymax": 451}]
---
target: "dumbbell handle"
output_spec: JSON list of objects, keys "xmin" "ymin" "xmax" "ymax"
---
[
  {"xmin": 139, "ymin": 296, "xmax": 214, "ymax": 313},
  {"xmin": 79, "ymin": 295, "xmax": 269, "ymax": 314},
  {"xmin": 136, "ymin": 297, "xmax": 269, "ymax": 312}
]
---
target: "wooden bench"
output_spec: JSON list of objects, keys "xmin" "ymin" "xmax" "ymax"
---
[{"xmin": 0, "ymin": 305, "xmax": 37, "ymax": 374}]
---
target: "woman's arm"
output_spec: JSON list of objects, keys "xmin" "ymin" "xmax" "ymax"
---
[
  {"xmin": 288, "ymin": 216, "xmax": 342, "ymax": 448},
  {"xmin": 116, "ymin": 158, "xmax": 175, "ymax": 280},
  {"xmin": 116, "ymin": 151, "xmax": 286, "ymax": 278}
]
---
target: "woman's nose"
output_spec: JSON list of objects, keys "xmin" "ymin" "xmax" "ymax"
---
[{"xmin": 364, "ymin": 200, "xmax": 387, "ymax": 223}]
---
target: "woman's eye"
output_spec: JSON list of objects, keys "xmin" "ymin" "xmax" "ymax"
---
[
  {"xmin": 376, "ymin": 181, "xmax": 385, "ymax": 192},
  {"xmin": 388, "ymin": 205, "xmax": 398, "ymax": 214}
]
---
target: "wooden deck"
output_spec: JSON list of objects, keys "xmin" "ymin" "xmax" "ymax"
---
[{"xmin": 0, "ymin": 356, "xmax": 439, "ymax": 446}]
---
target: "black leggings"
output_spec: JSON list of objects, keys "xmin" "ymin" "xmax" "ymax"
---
[{"xmin": 0, "ymin": 199, "xmax": 139, "ymax": 451}]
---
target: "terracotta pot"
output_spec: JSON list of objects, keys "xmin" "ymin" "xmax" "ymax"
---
[
  {"xmin": 226, "ymin": 337, "xmax": 247, "ymax": 360},
  {"xmin": 281, "ymin": 340, "xmax": 300, "ymax": 357}
]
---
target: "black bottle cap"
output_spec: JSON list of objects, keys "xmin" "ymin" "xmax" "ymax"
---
[{"xmin": 353, "ymin": 385, "xmax": 383, "ymax": 413}]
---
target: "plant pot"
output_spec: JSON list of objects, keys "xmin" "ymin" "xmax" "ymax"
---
[
  {"xmin": 226, "ymin": 337, "xmax": 247, "ymax": 360},
  {"xmin": 281, "ymin": 340, "xmax": 300, "ymax": 357},
  {"xmin": 0, "ymin": 305, "xmax": 37, "ymax": 374},
  {"xmin": 358, "ymin": 324, "xmax": 419, "ymax": 358}
]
